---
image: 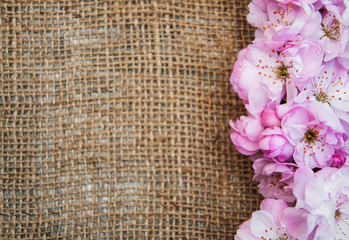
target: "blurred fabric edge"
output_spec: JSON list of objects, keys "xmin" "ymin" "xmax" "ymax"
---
[{"xmin": 0, "ymin": 0, "xmax": 262, "ymax": 239}]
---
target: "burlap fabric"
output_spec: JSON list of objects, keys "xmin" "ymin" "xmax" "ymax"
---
[{"xmin": 0, "ymin": 0, "xmax": 262, "ymax": 239}]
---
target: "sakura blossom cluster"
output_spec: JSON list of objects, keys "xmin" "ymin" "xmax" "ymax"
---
[{"xmin": 230, "ymin": 0, "xmax": 349, "ymax": 239}]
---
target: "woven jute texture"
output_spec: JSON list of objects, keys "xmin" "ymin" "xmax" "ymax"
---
[{"xmin": 0, "ymin": 0, "xmax": 262, "ymax": 239}]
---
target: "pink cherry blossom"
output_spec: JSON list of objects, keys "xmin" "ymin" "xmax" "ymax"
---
[
  {"xmin": 278, "ymin": 40, "xmax": 324, "ymax": 101},
  {"xmin": 281, "ymin": 104, "xmax": 347, "ymax": 168},
  {"xmin": 230, "ymin": 113, "xmax": 264, "ymax": 155},
  {"xmin": 231, "ymin": 41, "xmax": 325, "ymax": 112},
  {"xmin": 288, "ymin": 167, "xmax": 349, "ymax": 239},
  {"xmin": 253, "ymin": 158, "xmax": 296, "ymax": 202},
  {"xmin": 248, "ymin": 0, "xmax": 322, "ymax": 45},
  {"xmin": 295, "ymin": 59, "xmax": 349, "ymax": 125},
  {"xmin": 330, "ymin": 152, "xmax": 347, "ymax": 167},
  {"xmin": 235, "ymin": 199, "xmax": 297, "ymax": 240},
  {"xmin": 280, "ymin": 41, "xmax": 324, "ymax": 84},
  {"xmin": 259, "ymin": 127, "xmax": 294, "ymax": 162},
  {"xmin": 230, "ymin": 44, "xmax": 285, "ymax": 114},
  {"xmin": 311, "ymin": 10, "xmax": 349, "ymax": 61}
]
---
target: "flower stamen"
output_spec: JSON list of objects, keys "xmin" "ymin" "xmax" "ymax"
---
[
  {"xmin": 314, "ymin": 91, "xmax": 329, "ymax": 103},
  {"xmin": 321, "ymin": 14, "xmax": 341, "ymax": 40},
  {"xmin": 336, "ymin": 209, "xmax": 341, "ymax": 219},
  {"xmin": 303, "ymin": 127, "xmax": 319, "ymax": 145},
  {"xmin": 276, "ymin": 63, "xmax": 289, "ymax": 81}
]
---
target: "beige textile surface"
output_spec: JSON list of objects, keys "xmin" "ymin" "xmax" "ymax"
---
[{"xmin": 0, "ymin": 0, "xmax": 262, "ymax": 239}]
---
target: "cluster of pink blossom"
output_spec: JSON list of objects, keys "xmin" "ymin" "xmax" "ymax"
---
[{"xmin": 230, "ymin": 0, "xmax": 349, "ymax": 239}]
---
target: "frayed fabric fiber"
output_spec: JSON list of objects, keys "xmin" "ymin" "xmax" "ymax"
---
[{"xmin": 0, "ymin": 0, "xmax": 261, "ymax": 239}]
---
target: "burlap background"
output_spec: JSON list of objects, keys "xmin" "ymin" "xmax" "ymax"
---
[{"xmin": 0, "ymin": 0, "xmax": 262, "ymax": 239}]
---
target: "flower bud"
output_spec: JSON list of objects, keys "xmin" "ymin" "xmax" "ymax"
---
[
  {"xmin": 330, "ymin": 153, "xmax": 346, "ymax": 168},
  {"xmin": 261, "ymin": 107, "xmax": 281, "ymax": 128},
  {"xmin": 230, "ymin": 114, "xmax": 264, "ymax": 156},
  {"xmin": 259, "ymin": 127, "xmax": 294, "ymax": 162}
]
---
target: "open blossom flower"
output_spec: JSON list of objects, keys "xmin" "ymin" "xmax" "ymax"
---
[
  {"xmin": 231, "ymin": 41, "xmax": 324, "ymax": 113},
  {"xmin": 248, "ymin": 0, "xmax": 321, "ymax": 46},
  {"xmin": 231, "ymin": 45, "xmax": 284, "ymax": 114},
  {"xmin": 295, "ymin": 59, "xmax": 349, "ymax": 123},
  {"xmin": 253, "ymin": 158, "xmax": 296, "ymax": 202},
  {"xmin": 284, "ymin": 167, "xmax": 349, "ymax": 239},
  {"xmin": 259, "ymin": 127, "xmax": 294, "ymax": 162},
  {"xmin": 281, "ymin": 104, "xmax": 347, "ymax": 168},
  {"xmin": 311, "ymin": 10, "xmax": 349, "ymax": 61},
  {"xmin": 236, "ymin": 199, "xmax": 297, "ymax": 240},
  {"xmin": 279, "ymin": 41, "xmax": 324, "ymax": 83},
  {"xmin": 230, "ymin": 113, "xmax": 264, "ymax": 155},
  {"xmin": 278, "ymin": 40, "xmax": 324, "ymax": 101}
]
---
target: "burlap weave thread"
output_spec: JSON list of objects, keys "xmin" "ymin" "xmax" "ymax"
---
[{"xmin": 0, "ymin": 0, "xmax": 262, "ymax": 239}]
